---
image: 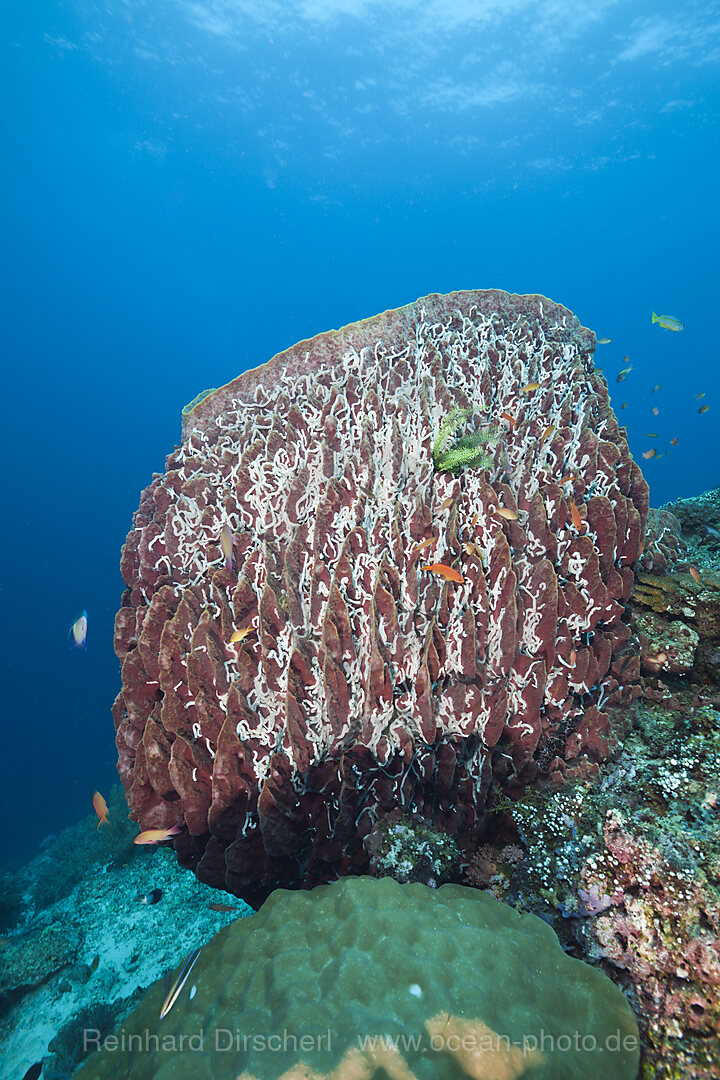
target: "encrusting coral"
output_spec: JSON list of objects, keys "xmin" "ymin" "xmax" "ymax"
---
[
  {"xmin": 467, "ymin": 695, "xmax": 720, "ymax": 1079},
  {"xmin": 113, "ymin": 289, "xmax": 648, "ymax": 902}
]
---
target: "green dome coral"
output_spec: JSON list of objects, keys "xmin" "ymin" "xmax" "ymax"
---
[{"xmin": 76, "ymin": 877, "xmax": 639, "ymax": 1080}]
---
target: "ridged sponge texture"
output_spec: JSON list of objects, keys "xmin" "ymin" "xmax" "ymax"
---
[
  {"xmin": 115, "ymin": 290, "xmax": 647, "ymax": 902},
  {"xmin": 76, "ymin": 876, "xmax": 639, "ymax": 1079}
]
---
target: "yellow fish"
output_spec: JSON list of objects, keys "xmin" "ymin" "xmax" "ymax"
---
[
  {"xmin": 410, "ymin": 537, "xmax": 436, "ymax": 557},
  {"xmin": 538, "ymin": 424, "xmax": 555, "ymax": 445},
  {"xmin": 519, "ymin": 381, "xmax": 541, "ymax": 394},
  {"xmin": 230, "ymin": 625, "xmax": 255, "ymax": 645},
  {"xmin": 596, "ymin": 338, "xmax": 612, "ymax": 345},
  {"xmin": 220, "ymin": 526, "xmax": 236, "ymax": 572},
  {"xmin": 651, "ymin": 312, "xmax": 683, "ymax": 331}
]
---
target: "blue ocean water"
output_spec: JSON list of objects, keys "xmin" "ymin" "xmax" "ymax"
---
[{"xmin": 1, "ymin": 0, "xmax": 718, "ymax": 866}]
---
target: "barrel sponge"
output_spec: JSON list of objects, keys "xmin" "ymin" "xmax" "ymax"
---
[{"xmin": 76, "ymin": 877, "xmax": 639, "ymax": 1080}]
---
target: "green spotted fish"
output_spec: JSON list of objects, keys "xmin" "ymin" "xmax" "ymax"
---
[{"xmin": 652, "ymin": 311, "xmax": 684, "ymax": 331}]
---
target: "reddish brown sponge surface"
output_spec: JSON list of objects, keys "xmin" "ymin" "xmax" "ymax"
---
[{"xmin": 114, "ymin": 290, "xmax": 648, "ymax": 904}]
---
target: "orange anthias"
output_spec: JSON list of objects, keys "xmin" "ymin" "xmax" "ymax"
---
[
  {"xmin": 134, "ymin": 824, "xmax": 183, "ymax": 846},
  {"xmin": 92, "ymin": 791, "xmax": 109, "ymax": 829},
  {"xmin": 410, "ymin": 536, "xmax": 436, "ymax": 557},
  {"xmin": 422, "ymin": 563, "xmax": 465, "ymax": 584},
  {"xmin": 569, "ymin": 500, "xmax": 585, "ymax": 533}
]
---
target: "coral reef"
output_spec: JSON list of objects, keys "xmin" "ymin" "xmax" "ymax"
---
[
  {"xmin": 114, "ymin": 290, "xmax": 647, "ymax": 903},
  {"xmin": 630, "ymin": 608, "xmax": 700, "ymax": 675},
  {"xmin": 466, "ymin": 696, "xmax": 720, "ymax": 1079},
  {"xmin": 637, "ymin": 508, "xmax": 686, "ymax": 574},
  {"xmin": 363, "ymin": 810, "xmax": 463, "ymax": 886},
  {"xmin": 74, "ymin": 875, "xmax": 639, "ymax": 1080},
  {"xmin": 0, "ymin": 787, "xmax": 251, "ymax": 1080},
  {"xmin": 629, "ymin": 570, "xmax": 720, "ymax": 686},
  {"xmin": 0, "ymin": 924, "xmax": 80, "ymax": 1009},
  {"xmin": 664, "ymin": 485, "xmax": 720, "ymax": 550}
]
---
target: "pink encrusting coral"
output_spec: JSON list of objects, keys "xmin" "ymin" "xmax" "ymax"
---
[{"xmin": 113, "ymin": 289, "xmax": 648, "ymax": 902}]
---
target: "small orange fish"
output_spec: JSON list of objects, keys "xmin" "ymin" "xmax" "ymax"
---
[
  {"xmin": 569, "ymin": 501, "xmax": 584, "ymax": 533},
  {"xmin": 539, "ymin": 424, "xmax": 555, "ymax": 445},
  {"xmin": 559, "ymin": 473, "xmax": 577, "ymax": 484},
  {"xmin": 463, "ymin": 542, "xmax": 475, "ymax": 555},
  {"xmin": 699, "ymin": 405, "xmax": 710, "ymax": 414},
  {"xmin": 520, "ymin": 382, "xmax": 541, "ymax": 394},
  {"xmin": 642, "ymin": 448, "xmax": 657, "ymax": 459},
  {"xmin": 410, "ymin": 537, "xmax": 436, "ymax": 557},
  {"xmin": 651, "ymin": 406, "xmax": 659, "ymax": 416},
  {"xmin": 438, "ymin": 496, "xmax": 455, "ymax": 511},
  {"xmin": 470, "ymin": 512, "xmax": 479, "ymax": 527},
  {"xmin": 229, "ymin": 626, "xmax": 255, "ymax": 645},
  {"xmin": 496, "ymin": 506, "xmax": 519, "ymax": 521},
  {"xmin": 499, "ymin": 411, "xmax": 516, "ymax": 431},
  {"xmin": 689, "ymin": 565, "xmax": 700, "ymax": 584},
  {"xmin": 422, "ymin": 563, "xmax": 465, "ymax": 584},
  {"xmin": 670, "ymin": 437, "xmax": 678, "ymax": 445},
  {"xmin": 134, "ymin": 825, "xmax": 183, "ymax": 846},
  {"xmin": 92, "ymin": 791, "xmax": 109, "ymax": 829},
  {"xmin": 569, "ymin": 649, "xmax": 577, "ymax": 668}
]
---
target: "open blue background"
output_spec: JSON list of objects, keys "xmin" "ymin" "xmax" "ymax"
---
[{"xmin": 1, "ymin": 0, "xmax": 718, "ymax": 864}]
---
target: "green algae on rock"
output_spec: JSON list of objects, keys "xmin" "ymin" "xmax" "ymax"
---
[{"xmin": 74, "ymin": 875, "xmax": 639, "ymax": 1080}]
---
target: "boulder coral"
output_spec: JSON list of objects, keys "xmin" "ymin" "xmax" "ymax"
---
[
  {"xmin": 113, "ymin": 290, "xmax": 648, "ymax": 902},
  {"xmin": 74, "ymin": 875, "xmax": 640, "ymax": 1080}
]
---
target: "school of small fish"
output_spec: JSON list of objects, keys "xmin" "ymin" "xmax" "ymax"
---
[{"xmin": 597, "ymin": 311, "xmax": 709, "ymax": 465}]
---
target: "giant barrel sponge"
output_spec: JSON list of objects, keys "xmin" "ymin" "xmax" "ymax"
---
[
  {"xmin": 114, "ymin": 290, "xmax": 647, "ymax": 904},
  {"xmin": 75, "ymin": 876, "xmax": 640, "ymax": 1079}
]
